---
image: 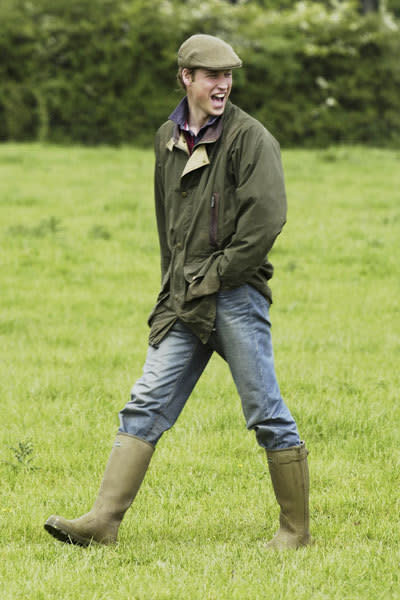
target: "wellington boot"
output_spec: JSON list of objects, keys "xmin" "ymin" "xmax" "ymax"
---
[
  {"xmin": 265, "ymin": 441, "xmax": 311, "ymax": 550},
  {"xmin": 44, "ymin": 433, "xmax": 154, "ymax": 546}
]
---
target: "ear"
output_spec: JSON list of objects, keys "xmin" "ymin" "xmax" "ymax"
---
[{"xmin": 181, "ymin": 68, "xmax": 194, "ymax": 88}]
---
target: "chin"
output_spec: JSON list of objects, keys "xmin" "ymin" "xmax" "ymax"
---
[{"xmin": 210, "ymin": 105, "xmax": 225, "ymax": 116}]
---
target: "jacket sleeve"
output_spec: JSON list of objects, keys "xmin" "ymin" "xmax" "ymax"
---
[
  {"xmin": 187, "ymin": 126, "xmax": 287, "ymax": 300},
  {"xmin": 154, "ymin": 131, "xmax": 171, "ymax": 283}
]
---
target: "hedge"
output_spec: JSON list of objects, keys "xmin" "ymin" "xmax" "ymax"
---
[
  {"xmin": 255, "ymin": 0, "xmax": 400, "ymax": 17},
  {"xmin": 0, "ymin": 0, "xmax": 399, "ymax": 147}
]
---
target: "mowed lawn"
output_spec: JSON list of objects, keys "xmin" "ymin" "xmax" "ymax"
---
[{"xmin": 0, "ymin": 143, "xmax": 399, "ymax": 599}]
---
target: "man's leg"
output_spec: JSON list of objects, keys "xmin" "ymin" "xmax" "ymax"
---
[
  {"xmin": 119, "ymin": 320, "xmax": 213, "ymax": 444},
  {"xmin": 211, "ymin": 284, "xmax": 299, "ymax": 449},
  {"xmin": 45, "ymin": 321, "xmax": 213, "ymax": 546},
  {"xmin": 210, "ymin": 284, "xmax": 310, "ymax": 549}
]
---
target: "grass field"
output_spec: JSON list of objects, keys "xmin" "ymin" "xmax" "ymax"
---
[{"xmin": 0, "ymin": 143, "xmax": 399, "ymax": 599}]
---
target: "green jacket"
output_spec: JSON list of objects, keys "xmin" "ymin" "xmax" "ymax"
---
[{"xmin": 148, "ymin": 101, "xmax": 287, "ymax": 346}]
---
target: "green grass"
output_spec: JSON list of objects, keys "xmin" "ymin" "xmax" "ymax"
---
[{"xmin": 1, "ymin": 143, "xmax": 399, "ymax": 599}]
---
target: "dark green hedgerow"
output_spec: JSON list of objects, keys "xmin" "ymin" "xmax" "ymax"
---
[
  {"xmin": 233, "ymin": 3, "xmax": 400, "ymax": 147},
  {"xmin": 0, "ymin": 0, "xmax": 399, "ymax": 147}
]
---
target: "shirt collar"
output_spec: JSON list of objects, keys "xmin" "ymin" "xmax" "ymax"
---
[{"xmin": 169, "ymin": 97, "xmax": 220, "ymax": 139}]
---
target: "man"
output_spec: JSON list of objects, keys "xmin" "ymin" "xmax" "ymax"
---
[{"xmin": 44, "ymin": 34, "xmax": 311, "ymax": 550}]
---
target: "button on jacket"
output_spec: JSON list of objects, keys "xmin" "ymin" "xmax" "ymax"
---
[{"xmin": 148, "ymin": 101, "xmax": 287, "ymax": 347}]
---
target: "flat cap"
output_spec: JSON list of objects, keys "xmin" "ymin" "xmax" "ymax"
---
[{"xmin": 178, "ymin": 34, "xmax": 242, "ymax": 70}]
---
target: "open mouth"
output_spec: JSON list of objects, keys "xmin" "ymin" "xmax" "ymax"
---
[{"xmin": 211, "ymin": 93, "xmax": 226, "ymax": 107}]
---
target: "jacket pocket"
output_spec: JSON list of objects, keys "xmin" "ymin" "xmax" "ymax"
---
[
  {"xmin": 209, "ymin": 192, "xmax": 219, "ymax": 248},
  {"xmin": 184, "ymin": 255, "xmax": 221, "ymax": 300},
  {"xmin": 183, "ymin": 256, "xmax": 215, "ymax": 284}
]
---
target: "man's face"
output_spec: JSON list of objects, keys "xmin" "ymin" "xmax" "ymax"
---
[{"xmin": 183, "ymin": 68, "xmax": 233, "ymax": 121}]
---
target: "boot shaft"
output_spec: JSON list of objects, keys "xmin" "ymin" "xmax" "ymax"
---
[
  {"xmin": 266, "ymin": 442, "xmax": 310, "ymax": 547},
  {"xmin": 94, "ymin": 433, "xmax": 154, "ymax": 517}
]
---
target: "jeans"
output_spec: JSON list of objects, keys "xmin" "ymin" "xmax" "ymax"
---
[{"xmin": 119, "ymin": 284, "xmax": 300, "ymax": 450}]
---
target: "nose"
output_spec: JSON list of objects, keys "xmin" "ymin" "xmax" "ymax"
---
[{"xmin": 216, "ymin": 74, "xmax": 230, "ymax": 89}]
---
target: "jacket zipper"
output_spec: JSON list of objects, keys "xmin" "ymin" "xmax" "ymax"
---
[{"xmin": 210, "ymin": 193, "xmax": 219, "ymax": 248}]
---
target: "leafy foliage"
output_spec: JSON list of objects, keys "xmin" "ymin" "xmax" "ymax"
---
[
  {"xmin": 0, "ymin": 0, "xmax": 399, "ymax": 146},
  {"xmin": 234, "ymin": 2, "xmax": 400, "ymax": 146}
]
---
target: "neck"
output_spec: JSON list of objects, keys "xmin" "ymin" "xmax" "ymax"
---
[{"xmin": 187, "ymin": 102, "xmax": 209, "ymax": 136}]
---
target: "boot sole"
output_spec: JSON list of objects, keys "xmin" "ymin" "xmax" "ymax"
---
[{"xmin": 44, "ymin": 520, "xmax": 92, "ymax": 547}]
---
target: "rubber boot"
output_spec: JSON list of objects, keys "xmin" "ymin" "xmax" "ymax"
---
[
  {"xmin": 265, "ymin": 441, "xmax": 311, "ymax": 550},
  {"xmin": 44, "ymin": 433, "xmax": 154, "ymax": 546}
]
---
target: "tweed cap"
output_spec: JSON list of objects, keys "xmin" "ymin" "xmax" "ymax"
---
[{"xmin": 178, "ymin": 34, "xmax": 242, "ymax": 70}]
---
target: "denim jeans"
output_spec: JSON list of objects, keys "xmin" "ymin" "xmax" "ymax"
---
[{"xmin": 119, "ymin": 284, "xmax": 300, "ymax": 450}]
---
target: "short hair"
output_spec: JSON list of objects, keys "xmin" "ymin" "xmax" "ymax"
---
[{"xmin": 176, "ymin": 67, "xmax": 196, "ymax": 91}]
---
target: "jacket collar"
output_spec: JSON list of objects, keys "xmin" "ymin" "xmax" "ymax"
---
[
  {"xmin": 166, "ymin": 114, "xmax": 224, "ymax": 154},
  {"xmin": 166, "ymin": 129, "xmax": 211, "ymax": 178},
  {"xmin": 166, "ymin": 102, "xmax": 233, "ymax": 178}
]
